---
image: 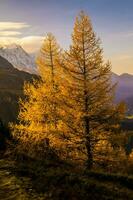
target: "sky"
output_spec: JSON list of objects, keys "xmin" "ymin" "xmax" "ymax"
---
[{"xmin": 0, "ymin": 0, "xmax": 133, "ymax": 74}]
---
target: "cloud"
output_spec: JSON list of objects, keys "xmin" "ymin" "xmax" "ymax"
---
[
  {"xmin": 19, "ymin": 36, "xmax": 44, "ymax": 53},
  {"xmin": 0, "ymin": 37, "xmax": 17, "ymax": 45},
  {"xmin": 0, "ymin": 21, "xmax": 43, "ymax": 53},
  {"xmin": 0, "ymin": 31, "xmax": 22, "ymax": 36},
  {"xmin": 0, "ymin": 22, "xmax": 30, "ymax": 30},
  {"xmin": 0, "ymin": 36, "xmax": 44, "ymax": 53}
]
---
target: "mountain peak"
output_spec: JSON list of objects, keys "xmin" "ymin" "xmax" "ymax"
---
[
  {"xmin": 119, "ymin": 73, "xmax": 133, "ymax": 78},
  {"xmin": 0, "ymin": 43, "xmax": 22, "ymax": 50},
  {"xmin": 4, "ymin": 43, "xmax": 20, "ymax": 49},
  {"xmin": 0, "ymin": 44, "xmax": 37, "ymax": 74}
]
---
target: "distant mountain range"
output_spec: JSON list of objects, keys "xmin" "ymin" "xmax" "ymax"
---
[
  {"xmin": 112, "ymin": 73, "xmax": 133, "ymax": 114},
  {"xmin": 0, "ymin": 44, "xmax": 37, "ymax": 74},
  {"xmin": 0, "ymin": 44, "xmax": 132, "ymax": 124}
]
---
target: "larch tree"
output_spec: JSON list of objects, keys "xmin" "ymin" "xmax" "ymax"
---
[
  {"xmin": 61, "ymin": 12, "xmax": 125, "ymax": 169},
  {"xmin": 11, "ymin": 33, "xmax": 67, "ymax": 157}
]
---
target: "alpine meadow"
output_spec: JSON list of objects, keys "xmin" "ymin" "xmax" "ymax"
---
[{"xmin": 1, "ymin": 2, "xmax": 133, "ymax": 200}]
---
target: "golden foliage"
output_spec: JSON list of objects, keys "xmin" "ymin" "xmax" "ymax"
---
[
  {"xmin": 11, "ymin": 12, "xmax": 125, "ymax": 165},
  {"xmin": 11, "ymin": 34, "xmax": 70, "ymax": 157},
  {"xmin": 59, "ymin": 11, "xmax": 126, "ymax": 167}
]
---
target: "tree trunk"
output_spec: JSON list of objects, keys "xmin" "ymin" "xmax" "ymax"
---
[
  {"xmin": 85, "ymin": 116, "xmax": 93, "ymax": 169},
  {"xmin": 82, "ymin": 28, "xmax": 93, "ymax": 169}
]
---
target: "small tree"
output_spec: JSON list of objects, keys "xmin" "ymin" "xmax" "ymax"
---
[{"xmin": 11, "ymin": 34, "xmax": 67, "ymax": 157}]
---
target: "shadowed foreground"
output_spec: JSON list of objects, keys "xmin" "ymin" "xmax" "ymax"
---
[
  {"xmin": 1, "ymin": 157, "xmax": 133, "ymax": 200},
  {"xmin": 0, "ymin": 159, "xmax": 43, "ymax": 200}
]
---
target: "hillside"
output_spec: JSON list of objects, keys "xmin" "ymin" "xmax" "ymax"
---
[
  {"xmin": 1, "ymin": 157, "xmax": 133, "ymax": 200},
  {"xmin": 0, "ymin": 55, "xmax": 36, "ymax": 124}
]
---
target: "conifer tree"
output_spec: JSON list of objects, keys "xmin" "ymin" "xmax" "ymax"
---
[
  {"xmin": 11, "ymin": 13, "xmax": 125, "ymax": 165},
  {"xmin": 12, "ymin": 33, "xmax": 66, "ymax": 157},
  {"xmin": 62, "ymin": 11, "xmax": 125, "ymax": 169}
]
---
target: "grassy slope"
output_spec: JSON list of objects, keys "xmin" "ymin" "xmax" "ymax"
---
[
  {"xmin": 0, "ymin": 159, "xmax": 44, "ymax": 200},
  {"xmin": 1, "ymin": 156, "xmax": 133, "ymax": 200}
]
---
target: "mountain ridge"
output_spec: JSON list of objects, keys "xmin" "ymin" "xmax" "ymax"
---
[
  {"xmin": 112, "ymin": 72, "xmax": 133, "ymax": 114},
  {"xmin": 0, "ymin": 44, "xmax": 37, "ymax": 74}
]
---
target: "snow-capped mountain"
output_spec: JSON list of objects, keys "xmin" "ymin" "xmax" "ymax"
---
[{"xmin": 0, "ymin": 44, "xmax": 37, "ymax": 74}]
